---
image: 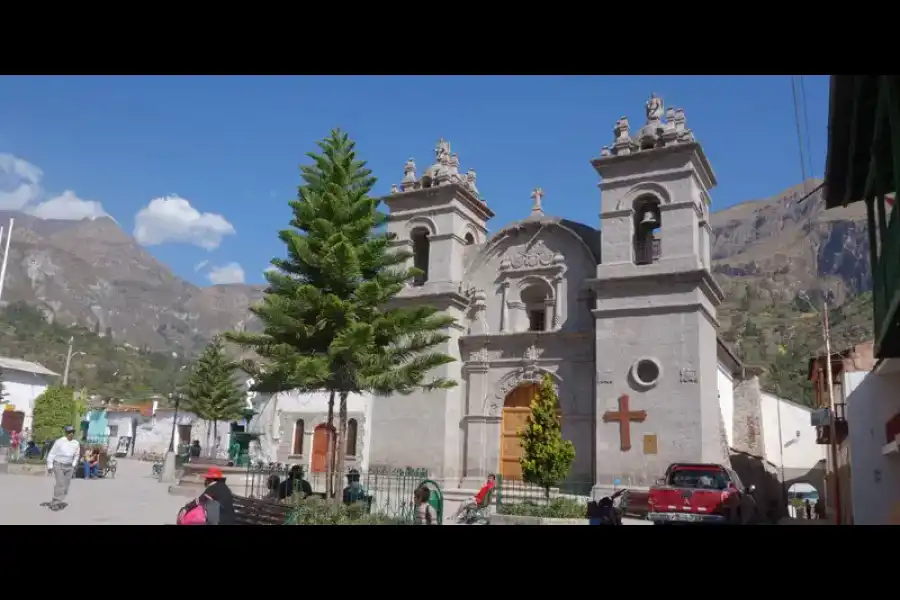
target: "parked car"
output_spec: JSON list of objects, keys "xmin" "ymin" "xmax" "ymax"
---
[{"xmin": 647, "ymin": 462, "xmax": 756, "ymax": 525}]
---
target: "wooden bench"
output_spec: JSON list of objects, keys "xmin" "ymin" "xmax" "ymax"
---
[{"xmin": 233, "ymin": 495, "xmax": 294, "ymax": 526}]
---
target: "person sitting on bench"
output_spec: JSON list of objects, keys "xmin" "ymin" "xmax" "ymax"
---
[
  {"xmin": 83, "ymin": 447, "xmax": 100, "ymax": 479},
  {"xmin": 343, "ymin": 469, "xmax": 369, "ymax": 504},
  {"xmin": 277, "ymin": 465, "xmax": 313, "ymax": 500},
  {"xmin": 454, "ymin": 474, "xmax": 496, "ymax": 521}
]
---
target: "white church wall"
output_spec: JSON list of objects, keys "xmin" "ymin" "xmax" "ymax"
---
[
  {"xmin": 846, "ymin": 369, "xmax": 900, "ymax": 525},
  {"xmin": 717, "ymin": 363, "xmax": 735, "ymax": 448},
  {"xmin": 759, "ymin": 392, "xmax": 825, "ymax": 476}
]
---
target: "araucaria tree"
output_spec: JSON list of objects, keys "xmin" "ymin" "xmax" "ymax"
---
[
  {"xmin": 183, "ymin": 336, "xmax": 246, "ymax": 455},
  {"xmin": 518, "ymin": 375, "xmax": 575, "ymax": 500},
  {"xmin": 227, "ymin": 129, "xmax": 456, "ymax": 498}
]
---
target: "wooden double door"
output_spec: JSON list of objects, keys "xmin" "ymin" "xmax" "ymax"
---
[{"xmin": 500, "ymin": 383, "xmax": 539, "ymax": 481}]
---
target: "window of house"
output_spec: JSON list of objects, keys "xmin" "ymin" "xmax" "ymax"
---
[
  {"xmin": 293, "ymin": 419, "xmax": 305, "ymax": 455},
  {"xmin": 528, "ymin": 309, "xmax": 546, "ymax": 332},
  {"xmin": 346, "ymin": 419, "xmax": 358, "ymax": 456}
]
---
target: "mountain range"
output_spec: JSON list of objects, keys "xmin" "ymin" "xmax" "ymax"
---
[{"xmin": 0, "ymin": 181, "xmax": 874, "ymax": 403}]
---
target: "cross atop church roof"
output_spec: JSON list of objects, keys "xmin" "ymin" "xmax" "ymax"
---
[
  {"xmin": 531, "ymin": 187, "xmax": 545, "ymax": 216},
  {"xmin": 599, "ymin": 93, "xmax": 696, "ymax": 158}
]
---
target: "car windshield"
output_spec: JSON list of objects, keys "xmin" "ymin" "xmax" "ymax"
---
[{"xmin": 669, "ymin": 468, "xmax": 729, "ymax": 490}]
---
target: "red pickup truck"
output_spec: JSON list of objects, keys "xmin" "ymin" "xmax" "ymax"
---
[{"xmin": 647, "ymin": 462, "xmax": 756, "ymax": 525}]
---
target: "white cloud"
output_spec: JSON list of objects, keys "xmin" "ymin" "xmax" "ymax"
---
[
  {"xmin": 133, "ymin": 195, "xmax": 235, "ymax": 250},
  {"xmin": 0, "ymin": 153, "xmax": 108, "ymax": 220},
  {"xmin": 28, "ymin": 190, "xmax": 109, "ymax": 220},
  {"xmin": 0, "ymin": 153, "xmax": 42, "ymax": 209},
  {"xmin": 194, "ymin": 260, "xmax": 209, "ymax": 272},
  {"xmin": 207, "ymin": 262, "xmax": 245, "ymax": 285}
]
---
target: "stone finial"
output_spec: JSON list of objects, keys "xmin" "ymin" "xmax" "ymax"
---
[
  {"xmin": 391, "ymin": 184, "xmax": 399, "ymax": 193},
  {"xmin": 465, "ymin": 170, "xmax": 479, "ymax": 196},
  {"xmin": 599, "ymin": 94, "xmax": 697, "ymax": 159},
  {"xmin": 531, "ymin": 187, "xmax": 545, "ymax": 216},
  {"xmin": 402, "ymin": 158, "xmax": 417, "ymax": 182},
  {"xmin": 435, "ymin": 138, "xmax": 451, "ymax": 162},
  {"xmin": 400, "ymin": 138, "xmax": 483, "ymax": 197},
  {"xmin": 645, "ymin": 93, "xmax": 663, "ymax": 122},
  {"xmin": 448, "ymin": 153, "xmax": 460, "ymax": 177}
]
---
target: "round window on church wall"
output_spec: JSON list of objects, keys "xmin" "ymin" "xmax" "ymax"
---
[{"xmin": 633, "ymin": 358, "xmax": 661, "ymax": 388}]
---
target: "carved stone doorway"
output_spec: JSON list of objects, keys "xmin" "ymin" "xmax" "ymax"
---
[{"xmin": 500, "ymin": 383, "xmax": 538, "ymax": 481}]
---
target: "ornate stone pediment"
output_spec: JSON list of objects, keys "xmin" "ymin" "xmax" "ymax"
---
[{"xmin": 499, "ymin": 239, "xmax": 563, "ymax": 273}]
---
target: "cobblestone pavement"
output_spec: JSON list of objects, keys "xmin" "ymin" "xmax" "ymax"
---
[{"xmin": 0, "ymin": 459, "xmax": 188, "ymax": 525}]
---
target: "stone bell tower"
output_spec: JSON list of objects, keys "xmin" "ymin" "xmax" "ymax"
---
[
  {"xmin": 367, "ymin": 139, "xmax": 494, "ymax": 479},
  {"xmin": 590, "ymin": 94, "xmax": 726, "ymax": 489}
]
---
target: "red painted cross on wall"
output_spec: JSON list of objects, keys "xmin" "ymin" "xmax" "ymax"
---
[{"xmin": 602, "ymin": 394, "xmax": 647, "ymax": 452}]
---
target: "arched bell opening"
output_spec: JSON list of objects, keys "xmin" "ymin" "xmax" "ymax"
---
[{"xmin": 633, "ymin": 195, "xmax": 661, "ymax": 265}]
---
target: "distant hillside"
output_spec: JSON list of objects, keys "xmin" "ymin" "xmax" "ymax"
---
[
  {"xmin": 712, "ymin": 181, "xmax": 874, "ymax": 405},
  {"xmin": 0, "ymin": 302, "xmax": 189, "ymax": 399}
]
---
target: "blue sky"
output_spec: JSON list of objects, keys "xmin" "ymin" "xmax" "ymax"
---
[{"xmin": 0, "ymin": 75, "xmax": 829, "ymax": 286}]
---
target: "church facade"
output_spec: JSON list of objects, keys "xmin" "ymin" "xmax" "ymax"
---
[{"xmin": 364, "ymin": 95, "xmax": 769, "ymax": 497}]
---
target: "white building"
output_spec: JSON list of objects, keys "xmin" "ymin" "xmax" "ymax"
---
[
  {"xmin": 0, "ymin": 356, "xmax": 59, "ymax": 431},
  {"xmin": 758, "ymin": 392, "xmax": 827, "ymax": 502},
  {"xmin": 248, "ymin": 389, "xmax": 374, "ymax": 473},
  {"xmin": 846, "ymin": 365, "xmax": 900, "ymax": 525}
]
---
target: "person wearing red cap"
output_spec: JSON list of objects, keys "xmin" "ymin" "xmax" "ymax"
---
[{"xmin": 179, "ymin": 466, "xmax": 236, "ymax": 525}]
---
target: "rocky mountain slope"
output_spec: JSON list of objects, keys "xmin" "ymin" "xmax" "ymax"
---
[
  {"xmin": 711, "ymin": 180, "xmax": 873, "ymax": 404},
  {"xmin": 0, "ymin": 211, "xmax": 263, "ymax": 355},
  {"xmin": 0, "ymin": 179, "xmax": 875, "ymax": 405}
]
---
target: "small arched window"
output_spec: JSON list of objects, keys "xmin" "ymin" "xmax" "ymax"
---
[
  {"xmin": 521, "ymin": 282, "xmax": 553, "ymax": 332},
  {"xmin": 346, "ymin": 419, "xmax": 358, "ymax": 457},
  {"xmin": 464, "ymin": 232, "xmax": 476, "ymax": 245},
  {"xmin": 411, "ymin": 227, "xmax": 430, "ymax": 285},
  {"xmin": 292, "ymin": 419, "xmax": 305, "ymax": 455}
]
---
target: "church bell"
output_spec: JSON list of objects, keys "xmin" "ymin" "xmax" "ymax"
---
[{"xmin": 639, "ymin": 209, "xmax": 659, "ymax": 229}]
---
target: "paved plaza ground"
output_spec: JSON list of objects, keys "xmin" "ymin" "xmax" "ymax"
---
[
  {"xmin": 0, "ymin": 458, "xmax": 187, "ymax": 525},
  {"xmin": 0, "ymin": 459, "xmax": 673, "ymax": 525}
]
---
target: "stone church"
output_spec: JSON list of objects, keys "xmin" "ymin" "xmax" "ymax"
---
[{"xmin": 255, "ymin": 94, "xmax": 786, "ymax": 508}]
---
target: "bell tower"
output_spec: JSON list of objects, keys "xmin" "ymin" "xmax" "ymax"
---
[
  {"xmin": 590, "ymin": 95, "xmax": 726, "ymax": 490},
  {"xmin": 368, "ymin": 139, "xmax": 494, "ymax": 480}
]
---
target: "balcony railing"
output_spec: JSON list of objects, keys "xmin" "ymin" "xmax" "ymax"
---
[
  {"xmin": 815, "ymin": 402, "xmax": 848, "ymax": 445},
  {"xmin": 634, "ymin": 238, "xmax": 661, "ymax": 266}
]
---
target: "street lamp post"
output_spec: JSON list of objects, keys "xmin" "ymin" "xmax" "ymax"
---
[{"xmin": 167, "ymin": 393, "xmax": 182, "ymax": 453}]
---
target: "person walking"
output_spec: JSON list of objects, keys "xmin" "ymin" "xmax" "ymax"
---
[{"xmin": 43, "ymin": 426, "xmax": 81, "ymax": 511}]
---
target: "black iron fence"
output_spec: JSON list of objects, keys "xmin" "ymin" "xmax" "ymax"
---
[{"xmin": 243, "ymin": 463, "xmax": 429, "ymax": 523}]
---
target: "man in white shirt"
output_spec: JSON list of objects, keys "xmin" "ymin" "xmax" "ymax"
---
[{"xmin": 45, "ymin": 426, "xmax": 80, "ymax": 511}]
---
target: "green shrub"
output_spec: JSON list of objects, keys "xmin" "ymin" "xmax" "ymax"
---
[
  {"xmin": 285, "ymin": 497, "xmax": 409, "ymax": 525},
  {"xmin": 32, "ymin": 385, "xmax": 75, "ymax": 443},
  {"xmin": 497, "ymin": 497, "xmax": 586, "ymax": 519}
]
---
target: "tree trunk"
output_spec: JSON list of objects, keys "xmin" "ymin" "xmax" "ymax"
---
[
  {"xmin": 333, "ymin": 391, "xmax": 349, "ymax": 505},
  {"xmin": 325, "ymin": 390, "xmax": 336, "ymax": 498},
  {"xmin": 213, "ymin": 420, "xmax": 219, "ymax": 458},
  {"xmin": 205, "ymin": 421, "xmax": 212, "ymax": 457}
]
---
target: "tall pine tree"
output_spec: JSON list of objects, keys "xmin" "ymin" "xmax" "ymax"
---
[
  {"xmin": 183, "ymin": 336, "xmax": 246, "ymax": 456},
  {"xmin": 518, "ymin": 375, "xmax": 575, "ymax": 500},
  {"xmin": 227, "ymin": 129, "xmax": 456, "ymax": 497}
]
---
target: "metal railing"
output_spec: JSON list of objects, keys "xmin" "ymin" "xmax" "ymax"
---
[{"xmin": 243, "ymin": 463, "xmax": 429, "ymax": 523}]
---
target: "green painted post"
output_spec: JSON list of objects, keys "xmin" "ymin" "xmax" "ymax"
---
[{"xmin": 420, "ymin": 479, "xmax": 443, "ymax": 524}]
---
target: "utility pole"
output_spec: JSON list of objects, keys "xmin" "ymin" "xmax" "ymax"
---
[
  {"xmin": 62, "ymin": 337, "xmax": 74, "ymax": 386},
  {"xmin": 822, "ymin": 300, "xmax": 842, "ymax": 525},
  {"xmin": 0, "ymin": 218, "xmax": 12, "ymax": 305}
]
